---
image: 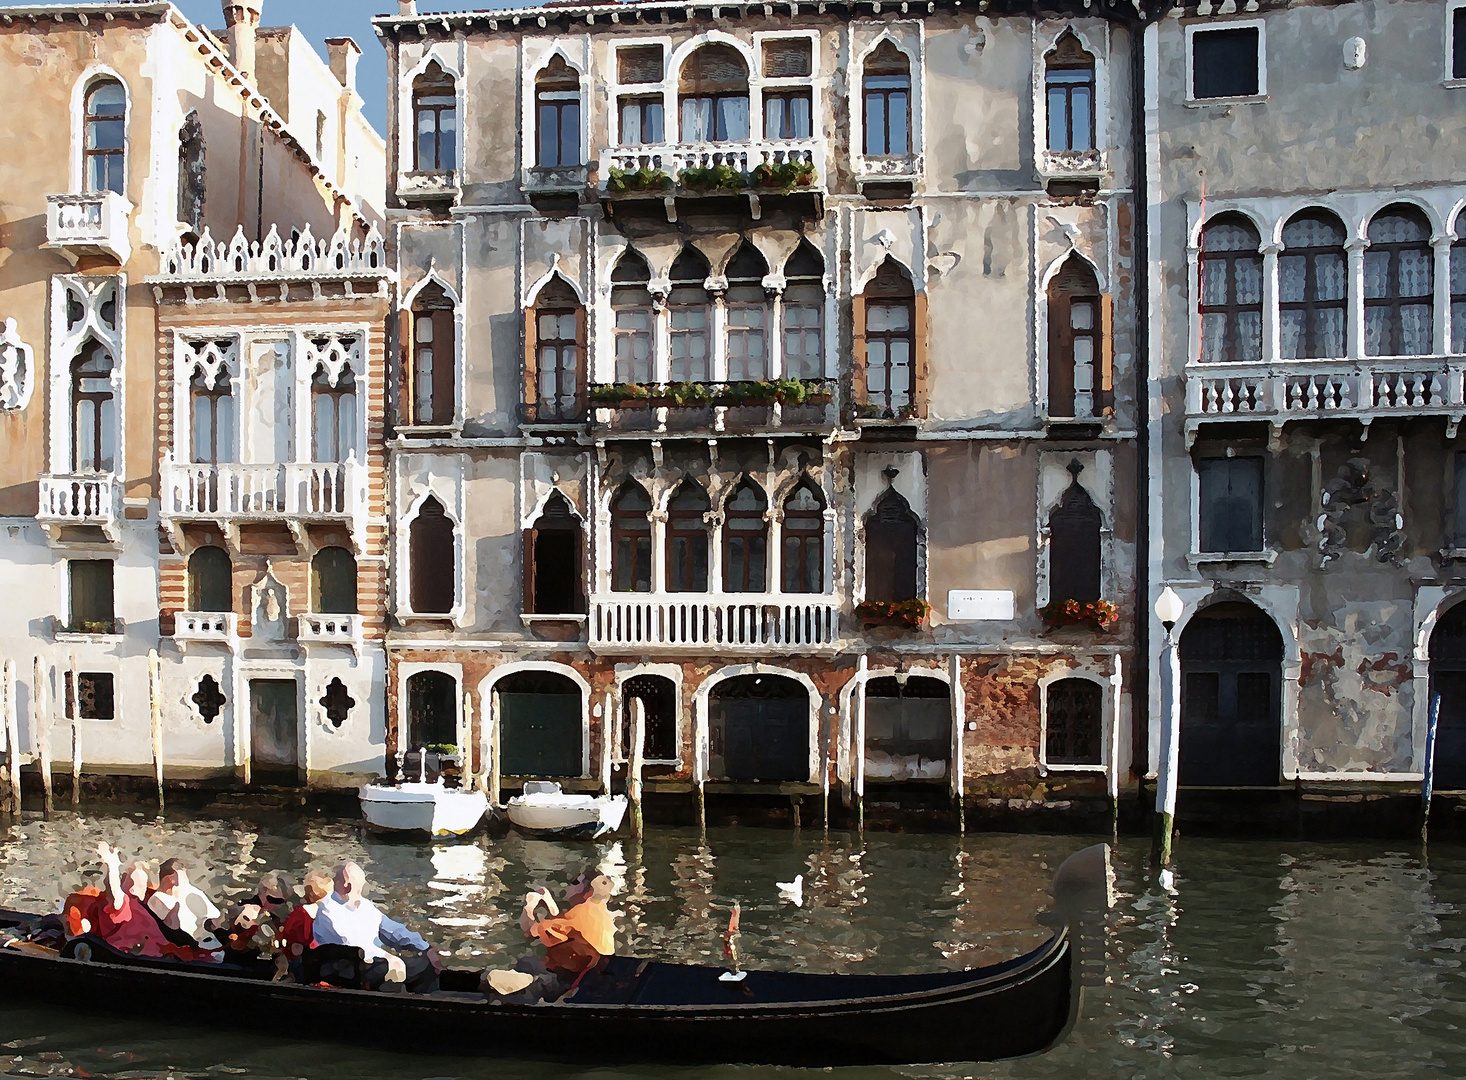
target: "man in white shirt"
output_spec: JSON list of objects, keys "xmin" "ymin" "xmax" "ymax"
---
[
  {"xmin": 312, "ymin": 861, "xmax": 442, "ymax": 993},
  {"xmin": 147, "ymin": 859, "xmax": 223, "ymax": 953}
]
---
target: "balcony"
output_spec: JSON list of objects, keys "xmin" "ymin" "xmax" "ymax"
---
[
  {"xmin": 1038, "ymin": 148, "xmax": 1108, "ymax": 191},
  {"xmin": 173, "ymin": 612, "xmax": 237, "ymax": 650},
  {"xmin": 588, "ymin": 381, "xmax": 835, "ymax": 438},
  {"xmin": 590, "ymin": 594, "xmax": 839, "ymax": 654},
  {"xmin": 397, "ymin": 170, "xmax": 460, "ymax": 205},
  {"xmin": 160, "ymin": 460, "xmax": 366, "ymax": 537},
  {"xmin": 600, "ymin": 138, "xmax": 822, "ymax": 221},
  {"xmin": 37, "ymin": 473, "xmax": 120, "ymax": 543},
  {"xmin": 1184, "ymin": 357, "xmax": 1466, "ymax": 444},
  {"xmin": 297, "ymin": 613, "xmax": 362, "ymax": 652},
  {"xmin": 45, "ymin": 192, "xmax": 132, "ymax": 264}
]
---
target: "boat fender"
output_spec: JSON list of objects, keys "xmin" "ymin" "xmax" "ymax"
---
[
  {"xmin": 718, "ymin": 970, "xmax": 747, "ymax": 983},
  {"xmin": 71, "ymin": 941, "xmax": 94, "ymax": 964}
]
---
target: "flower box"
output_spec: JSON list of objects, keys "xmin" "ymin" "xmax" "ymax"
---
[
  {"xmin": 856, "ymin": 598, "xmax": 931, "ymax": 630},
  {"xmin": 1038, "ymin": 599, "xmax": 1119, "ymax": 633}
]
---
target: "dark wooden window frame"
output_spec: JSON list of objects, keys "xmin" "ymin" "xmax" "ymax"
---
[
  {"xmin": 1199, "ymin": 217, "xmax": 1264, "ymax": 364},
  {"xmin": 1044, "ymin": 35, "xmax": 1096, "ymax": 152},
  {"xmin": 1047, "ymin": 257, "xmax": 1111, "ymax": 419},
  {"xmin": 523, "ymin": 492, "xmax": 585, "ymax": 616},
  {"xmin": 525, "ymin": 283, "xmax": 585, "ymax": 424},
  {"xmin": 535, "ymin": 62, "xmax": 583, "ymax": 168},
  {"xmin": 611, "ymin": 484, "xmax": 653, "ymax": 594},
  {"xmin": 722, "ymin": 478, "xmax": 769, "ymax": 593},
  {"xmin": 666, "ymin": 481, "xmax": 711, "ymax": 593},
  {"xmin": 189, "ymin": 366, "xmax": 233, "ymax": 465},
  {"xmin": 1196, "ymin": 454, "xmax": 1266, "ymax": 554},
  {"xmin": 72, "ymin": 342, "xmax": 116, "ymax": 474},
  {"xmin": 780, "ymin": 481, "xmax": 825, "ymax": 594},
  {"xmin": 762, "ymin": 88, "xmax": 813, "ymax": 140},
  {"xmin": 312, "ymin": 546, "xmax": 358, "ymax": 615},
  {"xmin": 863, "ymin": 489, "xmax": 920, "ymax": 603},
  {"xmin": 412, "ymin": 68, "xmax": 458, "ymax": 172},
  {"xmin": 188, "ymin": 546, "xmax": 233, "ymax": 614},
  {"xmin": 405, "ymin": 286, "xmax": 457, "ymax": 427},
  {"xmin": 310, "ymin": 364, "xmax": 357, "ymax": 464},
  {"xmin": 84, "ymin": 79, "xmax": 126, "ymax": 196},
  {"xmin": 408, "ymin": 497, "xmax": 456, "ymax": 616},
  {"xmin": 1364, "ymin": 207, "xmax": 1434, "ymax": 358},
  {"xmin": 863, "ymin": 279, "xmax": 916, "ymax": 413},
  {"xmin": 1280, "ymin": 212, "xmax": 1349, "ymax": 360},
  {"xmin": 862, "ymin": 45, "xmax": 911, "ymax": 158}
]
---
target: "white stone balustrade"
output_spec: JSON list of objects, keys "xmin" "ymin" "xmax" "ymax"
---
[
  {"xmin": 38, "ymin": 473, "xmax": 118, "ymax": 529},
  {"xmin": 173, "ymin": 612, "xmax": 236, "ymax": 643},
  {"xmin": 1038, "ymin": 148, "xmax": 1109, "ymax": 179},
  {"xmin": 297, "ymin": 613, "xmax": 361, "ymax": 645},
  {"xmin": 159, "ymin": 223, "xmax": 387, "ymax": 281},
  {"xmin": 45, "ymin": 192, "xmax": 131, "ymax": 263},
  {"xmin": 160, "ymin": 460, "xmax": 365, "ymax": 521},
  {"xmin": 591, "ymin": 594, "xmax": 838, "ymax": 652},
  {"xmin": 603, "ymin": 138, "xmax": 821, "ymax": 186}
]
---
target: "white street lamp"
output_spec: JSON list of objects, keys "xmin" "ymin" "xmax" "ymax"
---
[{"xmin": 1152, "ymin": 586, "xmax": 1184, "ymax": 870}]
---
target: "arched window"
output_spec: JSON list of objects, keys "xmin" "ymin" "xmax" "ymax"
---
[
  {"xmin": 406, "ymin": 671, "xmax": 457, "ymax": 749},
  {"xmin": 1047, "ymin": 255, "xmax": 1103, "ymax": 419},
  {"xmin": 72, "ymin": 341, "xmax": 116, "ymax": 473},
  {"xmin": 525, "ymin": 491, "xmax": 584, "ymax": 615},
  {"xmin": 1199, "ymin": 214, "xmax": 1263, "ymax": 364},
  {"xmin": 535, "ymin": 55, "xmax": 582, "ymax": 167},
  {"xmin": 611, "ymin": 482, "xmax": 653, "ymax": 593},
  {"xmin": 311, "ymin": 361, "xmax": 357, "ymax": 463},
  {"xmin": 1280, "ymin": 210, "xmax": 1348, "ymax": 360},
  {"xmin": 312, "ymin": 546, "xmax": 357, "ymax": 615},
  {"xmin": 859, "ymin": 259, "xmax": 916, "ymax": 413},
  {"xmin": 409, "ymin": 496, "xmax": 455, "ymax": 615},
  {"xmin": 1045, "ymin": 32, "xmax": 1095, "ymax": 153},
  {"xmin": 781, "ymin": 480, "xmax": 825, "ymax": 593},
  {"xmin": 407, "ymin": 283, "xmax": 456, "ymax": 426},
  {"xmin": 1365, "ymin": 204, "xmax": 1434, "ymax": 357},
  {"xmin": 622, "ymin": 674, "xmax": 678, "ymax": 762},
  {"xmin": 612, "ymin": 249, "xmax": 654, "ymax": 384},
  {"xmin": 1452, "ymin": 215, "xmax": 1466, "ymax": 355},
  {"xmin": 84, "ymin": 78, "xmax": 126, "ymax": 195},
  {"xmin": 724, "ymin": 243, "xmax": 770, "ymax": 383},
  {"xmin": 667, "ymin": 479, "xmax": 710, "ymax": 592},
  {"xmin": 187, "ymin": 546, "xmax": 232, "ymax": 613},
  {"xmin": 528, "ymin": 277, "xmax": 583, "ymax": 422},
  {"xmin": 413, "ymin": 62, "xmax": 457, "ymax": 172},
  {"xmin": 669, "ymin": 247, "xmax": 712, "ymax": 383},
  {"xmin": 865, "ymin": 676, "xmax": 950, "ymax": 780},
  {"xmin": 865, "ymin": 489, "xmax": 918, "ymax": 602},
  {"xmin": 177, "ymin": 112, "xmax": 205, "ymax": 234},
  {"xmin": 1045, "ymin": 678, "xmax": 1102, "ymax": 766},
  {"xmin": 723, "ymin": 478, "xmax": 768, "ymax": 592},
  {"xmin": 1047, "ymin": 464, "xmax": 1102, "ymax": 603},
  {"xmin": 782, "ymin": 241, "xmax": 825, "ymax": 380},
  {"xmin": 679, "ymin": 44, "xmax": 750, "ymax": 143},
  {"xmin": 863, "ymin": 42, "xmax": 910, "ymax": 157},
  {"xmin": 190, "ymin": 357, "xmax": 234, "ymax": 464}
]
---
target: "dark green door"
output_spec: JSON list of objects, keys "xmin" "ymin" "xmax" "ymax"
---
[
  {"xmin": 710, "ymin": 675, "xmax": 809, "ymax": 782},
  {"xmin": 499, "ymin": 688, "xmax": 582, "ymax": 777},
  {"xmin": 250, "ymin": 679, "xmax": 299, "ymax": 775}
]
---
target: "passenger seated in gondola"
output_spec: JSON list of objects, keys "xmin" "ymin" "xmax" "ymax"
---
[
  {"xmin": 220, "ymin": 871, "xmax": 293, "ymax": 963},
  {"xmin": 484, "ymin": 868, "xmax": 618, "ymax": 1001},
  {"xmin": 275, "ymin": 870, "xmax": 331, "ymax": 982},
  {"xmin": 90, "ymin": 842, "xmax": 171, "ymax": 958},
  {"xmin": 147, "ymin": 858, "xmax": 223, "ymax": 955},
  {"xmin": 310, "ymin": 862, "xmax": 442, "ymax": 994}
]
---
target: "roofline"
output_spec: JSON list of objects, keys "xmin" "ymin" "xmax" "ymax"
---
[{"xmin": 0, "ymin": 2, "xmax": 171, "ymax": 24}]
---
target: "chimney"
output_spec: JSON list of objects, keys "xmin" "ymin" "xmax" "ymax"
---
[
  {"xmin": 221, "ymin": 0, "xmax": 262, "ymax": 78},
  {"xmin": 326, "ymin": 38, "xmax": 361, "ymax": 94},
  {"xmin": 398, "ymin": 1, "xmax": 418, "ymax": 15}
]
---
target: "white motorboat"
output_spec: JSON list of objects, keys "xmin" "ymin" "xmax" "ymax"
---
[
  {"xmin": 505, "ymin": 781, "xmax": 628, "ymax": 839},
  {"xmin": 359, "ymin": 780, "xmax": 489, "ymax": 837}
]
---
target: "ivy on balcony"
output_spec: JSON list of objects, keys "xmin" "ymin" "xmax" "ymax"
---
[{"xmin": 589, "ymin": 379, "xmax": 832, "ymax": 407}]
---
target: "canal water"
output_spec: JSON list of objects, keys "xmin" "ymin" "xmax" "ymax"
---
[{"xmin": 0, "ymin": 807, "xmax": 1464, "ymax": 1079}]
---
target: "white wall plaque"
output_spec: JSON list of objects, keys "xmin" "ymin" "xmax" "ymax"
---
[{"xmin": 947, "ymin": 590, "xmax": 1016, "ymax": 621}]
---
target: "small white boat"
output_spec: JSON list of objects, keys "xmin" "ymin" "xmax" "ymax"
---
[
  {"xmin": 505, "ymin": 781, "xmax": 628, "ymax": 839},
  {"xmin": 359, "ymin": 781, "xmax": 489, "ymax": 837}
]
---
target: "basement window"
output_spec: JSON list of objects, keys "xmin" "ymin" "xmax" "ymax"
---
[
  {"xmin": 66, "ymin": 672, "xmax": 115, "ymax": 721},
  {"xmin": 1188, "ymin": 25, "xmax": 1263, "ymax": 101}
]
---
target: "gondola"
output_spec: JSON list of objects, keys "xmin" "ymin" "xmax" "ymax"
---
[{"xmin": 0, "ymin": 844, "xmax": 1111, "ymax": 1068}]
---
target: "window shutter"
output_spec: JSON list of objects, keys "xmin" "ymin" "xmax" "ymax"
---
[
  {"xmin": 397, "ymin": 309, "xmax": 414, "ymax": 426},
  {"xmin": 1098, "ymin": 293, "xmax": 1114, "ymax": 415},
  {"xmin": 523, "ymin": 527, "xmax": 537, "ymax": 614},
  {"xmin": 523, "ymin": 306, "xmax": 539, "ymax": 423},
  {"xmin": 575, "ymin": 305, "xmax": 588, "ymax": 419},
  {"xmin": 851, "ymin": 293, "xmax": 868, "ymax": 405},
  {"xmin": 912, "ymin": 291, "xmax": 929, "ymax": 418},
  {"xmin": 432, "ymin": 309, "xmax": 457, "ymax": 425},
  {"xmin": 1048, "ymin": 292, "xmax": 1074, "ymax": 418}
]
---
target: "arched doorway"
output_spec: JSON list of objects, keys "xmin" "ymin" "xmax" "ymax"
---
[
  {"xmin": 864, "ymin": 675, "xmax": 950, "ymax": 780},
  {"xmin": 1428, "ymin": 601, "xmax": 1466, "ymax": 789},
  {"xmin": 1178, "ymin": 601, "xmax": 1284, "ymax": 786},
  {"xmin": 709, "ymin": 674, "xmax": 808, "ymax": 782},
  {"xmin": 496, "ymin": 670, "xmax": 583, "ymax": 778},
  {"xmin": 405, "ymin": 671, "xmax": 457, "ymax": 750}
]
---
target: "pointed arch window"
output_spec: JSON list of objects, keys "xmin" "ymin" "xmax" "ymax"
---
[
  {"xmin": 669, "ymin": 247, "xmax": 712, "ymax": 384},
  {"xmin": 865, "ymin": 489, "xmax": 919, "ymax": 602},
  {"xmin": 863, "ymin": 43, "xmax": 910, "ymax": 158},
  {"xmin": 312, "ymin": 546, "xmax": 358, "ymax": 615},
  {"xmin": 1045, "ymin": 33, "xmax": 1095, "ymax": 152},
  {"xmin": 723, "ymin": 479, "xmax": 768, "ymax": 592},
  {"xmin": 611, "ymin": 483, "xmax": 652, "ymax": 593},
  {"xmin": 72, "ymin": 341, "xmax": 116, "ymax": 473},
  {"xmin": 1199, "ymin": 214, "xmax": 1263, "ymax": 364},
  {"xmin": 782, "ymin": 242, "xmax": 825, "ymax": 380},
  {"xmin": 413, "ymin": 63, "xmax": 457, "ymax": 172},
  {"xmin": 1280, "ymin": 211, "xmax": 1348, "ymax": 360},
  {"xmin": 527, "ymin": 277, "xmax": 584, "ymax": 422},
  {"xmin": 782, "ymin": 481, "xmax": 825, "ymax": 593},
  {"xmin": 311, "ymin": 361, "xmax": 357, "ymax": 463},
  {"xmin": 725, "ymin": 243, "xmax": 770, "ymax": 383},
  {"xmin": 409, "ymin": 496, "xmax": 455, "ymax": 615},
  {"xmin": 177, "ymin": 112, "xmax": 205, "ymax": 234},
  {"xmin": 667, "ymin": 480, "xmax": 710, "ymax": 593},
  {"xmin": 189, "ymin": 357, "xmax": 234, "ymax": 465},
  {"xmin": 525, "ymin": 491, "xmax": 584, "ymax": 615},
  {"xmin": 188, "ymin": 546, "xmax": 232, "ymax": 614},
  {"xmin": 859, "ymin": 260, "xmax": 916, "ymax": 413},
  {"xmin": 1047, "ymin": 256, "xmax": 1107, "ymax": 419},
  {"xmin": 407, "ymin": 283, "xmax": 456, "ymax": 426},
  {"xmin": 1048, "ymin": 465, "xmax": 1102, "ymax": 603},
  {"xmin": 1452, "ymin": 215, "xmax": 1466, "ymax": 355},
  {"xmin": 536, "ymin": 55, "xmax": 583, "ymax": 167},
  {"xmin": 1365, "ymin": 204, "xmax": 1434, "ymax": 357},
  {"xmin": 612, "ymin": 250, "xmax": 654, "ymax": 384},
  {"xmin": 84, "ymin": 78, "xmax": 126, "ymax": 195},
  {"xmin": 679, "ymin": 44, "xmax": 750, "ymax": 142}
]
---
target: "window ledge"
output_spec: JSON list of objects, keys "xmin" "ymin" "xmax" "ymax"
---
[
  {"xmin": 1443, "ymin": 548, "xmax": 1466, "ymax": 562},
  {"xmin": 1445, "ymin": 78, "xmax": 1466, "ymax": 89},
  {"xmin": 1186, "ymin": 549, "xmax": 1278, "ymax": 568},
  {"xmin": 1185, "ymin": 94, "xmax": 1267, "ymax": 108},
  {"xmin": 520, "ymin": 614, "xmax": 589, "ymax": 625},
  {"xmin": 55, "ymin": 631, "xmax": 125, "ymax": 645},
  {"xmin": 1040, "ymin": 763, "xmax": 1108, "ymax": 775}
]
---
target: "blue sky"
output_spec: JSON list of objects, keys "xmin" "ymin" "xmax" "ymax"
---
[{"xmin": 0, "ymin": 1, "xmax": 501, "ymax": 131}]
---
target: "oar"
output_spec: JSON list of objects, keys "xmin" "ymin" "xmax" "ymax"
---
[{"xmin": 718, "ymin": 901, "xmax": 745, "ymax": 983}]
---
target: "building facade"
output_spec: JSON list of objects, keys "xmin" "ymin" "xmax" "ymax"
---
[
  {"xmin": 0, "ymin": 2, "xmax": 388, "ymax": 789},
  {"xmin": 1146, "ymin": 0, "xmax": 1466, "ymax": 803},
  {"xmin": 377, "ymin": 0, "xmax": 1142, "ymax": 820}
]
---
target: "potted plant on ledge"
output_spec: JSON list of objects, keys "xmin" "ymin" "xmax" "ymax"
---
[
  {"xmin": 1037, "ymin": 598, "xmax": 1120, "ymax": 633},
  {"xmin": 856, "ymin": 598, "xmax": 931, "ymax": 630}
]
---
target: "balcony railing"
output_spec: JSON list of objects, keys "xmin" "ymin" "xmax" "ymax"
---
[
  {"xmin": 591, "ymin": 595, "xmax": 839, "ymax": 653},
  {"xmin": 1185, "ymin": 358, "xmax": 1466, "ymax": 438},
  {"xmin": 46, "ymin": 191, "xmax": 132, "ymax": 263},
  {"xmin": 602, "ymin": 138, "xmax": 821, "ymax": 195},
  {"xmin": 174, "ymin": 612, "xmax": 236, "ymax": 645},
  {"xmin": 38, "ymin": 473, "xmax": 120, "ymax": 540},
  {"xmin": 397, "ymin": 169, "xmax": 460, "ymax": 204},
  {"xmin": 297, "ymin": 613, "xmax": 361, "ymax": 646},
  {"xmin": 160, "ymin": 461, "xmax": 365, "ymax": 521},
  {"xmin": 1038, "ymin": 148, "xmax": 1109, "ymax": 180}
]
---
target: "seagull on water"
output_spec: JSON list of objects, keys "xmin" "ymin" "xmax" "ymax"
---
[{"xmin": 777, "ymin": 874, "xmax": 804, "ymax": 907}]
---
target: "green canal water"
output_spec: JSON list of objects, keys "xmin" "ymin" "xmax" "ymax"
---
[{"xmin": 0, "ymin": 808, "xmax": 1463, "ymax": 1079}]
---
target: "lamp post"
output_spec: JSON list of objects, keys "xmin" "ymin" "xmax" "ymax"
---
[{"xmin": 1152, "ymin": 586, "xmax": 1184, "ymax": 869}]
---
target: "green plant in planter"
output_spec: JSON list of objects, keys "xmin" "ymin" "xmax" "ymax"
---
[
  {"xmin": 74, "ymin": 619, "xmax": 115, "ymax": 635},
  {"xmin": 666, "ymin": 381, "xmax": 713, "ymax": 407},
  {"xmin": 720, "ymin": 380, "xmax": 779, "ymax": 405},
  {"xmin": 750, "ymin": 160, "xmax": 818, "ymax": 193},
  {"xmin": 589, "ymin": 382, "xmax": 651, "ymax": 404},
  {"xmin": 771, "ymin": 378, "xmax": 810, "ymax": 405},
  {"xmin": 607, "ymin": 166, "xmax": 671, "ymax": 194},
  {"xmin": 855, "ymin": 598, "xmax": 931, "ymax": 630},
  {"xmin": 678, "ymin": 164, "xmax": 745, "ymax": 193},
  {"xmin": 423, "ymin": 743, "xmax": 460, "ymax": 756}
]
